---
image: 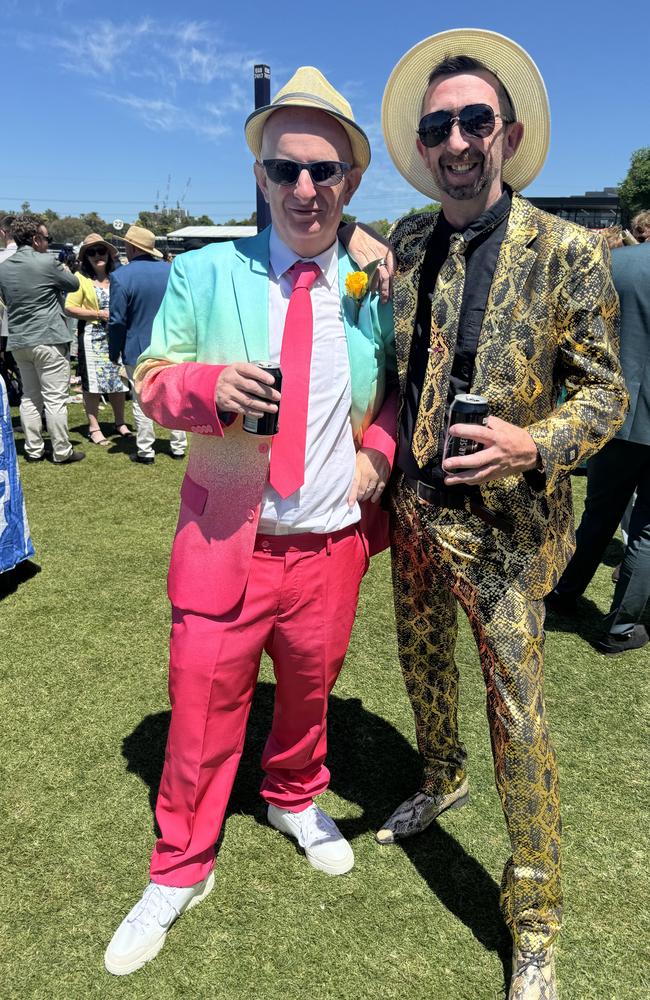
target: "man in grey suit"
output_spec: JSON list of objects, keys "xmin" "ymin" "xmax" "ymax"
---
[
  {"xmin": 0, "ymin": 214, "xmax": 84, "ymax": 464},
  {"xmin": 549, "ymin": 241, "xmax": 650, "ymax": 653}
]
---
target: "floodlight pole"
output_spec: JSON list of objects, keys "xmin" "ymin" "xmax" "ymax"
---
[{"xmin": 254, "ymin": 64, "xmax": 271, "ymax": 232}]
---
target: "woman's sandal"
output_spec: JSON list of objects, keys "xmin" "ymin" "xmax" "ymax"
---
[
  {"xmin": 113, "ymin": 424, "xmax": 134, "ymax": 438},
  {"xmin": 88, "ymin": 428, "xmax": 109, "ymax": 446}
]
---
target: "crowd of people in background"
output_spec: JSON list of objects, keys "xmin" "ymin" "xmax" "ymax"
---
[{"xmin": 0, "ymin": 212, "xmax": 181, "ymax": 593}]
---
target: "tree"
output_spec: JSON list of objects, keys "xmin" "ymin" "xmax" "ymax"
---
[
  {"xmin": 20, "ymin": 200, "xmax": 31, "ymax": 213},
  {"xmin": 405, "ymin": 201, "xmax": 440, "ymax": 216},
  {"xmin": 80, "ymin": 211, "xmax": 109, "ymax": 233},
  {"xmin": 365, "ymin": 219, "xmax": 391, "ymax": 237},
  {"xmin": 619, "ymin": 147, "xmax": 650, "ymax": 222},
  {"xmin": 222, "ymin": 211, "xmax": 257, "ymax": 226},
  {"xmin": 48, "ymin": 215, "xmax": 94, "ymax": 244},
  {"xmin": 341, "ymin": 212, "xmax": 357, "ymax": 225}
]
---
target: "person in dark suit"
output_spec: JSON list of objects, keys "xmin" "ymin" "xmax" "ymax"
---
[
  {"xmin": 108, "ymin": 225, "xmax": 186, "ymax": 464},
  {"xmin": 549, "ymin": 241, "xmax": 650, "ymax": 653}
]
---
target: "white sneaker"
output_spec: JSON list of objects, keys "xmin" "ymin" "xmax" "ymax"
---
[
  {"xmin": 104, "ymin": 871, "xmax": 214, "ymax": 976},
  {"xmin": 267, "ymin": 803, "xmax": 354, "ymax": 875}
]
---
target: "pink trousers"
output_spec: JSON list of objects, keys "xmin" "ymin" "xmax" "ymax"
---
[{"xmin": 150, "ymin": 525, "xmax": 368, "ymax": 886}]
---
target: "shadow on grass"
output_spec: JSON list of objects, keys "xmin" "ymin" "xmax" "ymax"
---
[
  {"xmin": 123, "ymin": 683, "xmax": 511, "ymax": 983},
  {"xmin": 544, "ymin": 593, "xmax": 605, "ymax": 647},
  {"xmin": 0, "ymin": 559, "xmax": 41, "ymax": 599},
  {"xmin": 543, "ymin": 534, "xmax": 635, "ymax": 652}
]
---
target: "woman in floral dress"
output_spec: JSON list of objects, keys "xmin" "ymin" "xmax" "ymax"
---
[{"xmin": 65, "ymin": 233, "xmax": 131, "ymax": 446}]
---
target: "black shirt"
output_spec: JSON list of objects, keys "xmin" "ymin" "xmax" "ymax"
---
[{"xmin": 397, "ymin": 188, "xmax": 512, "ymax": 496}]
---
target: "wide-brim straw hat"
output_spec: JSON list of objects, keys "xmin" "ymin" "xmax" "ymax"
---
[
  {"xmin": 123, "ymin": 224, "xmax": 163, "ymax": 259},
  {"xmin": 78, "ymin": 232, "xmax": 119, "ymax": 262},
  {"xmin": 381, "ymin": 28, "xmax": 550, "ymax": 200},
  {"xmin": 245, "ymin": 66, "xmax": 371, "ymax": 172}
]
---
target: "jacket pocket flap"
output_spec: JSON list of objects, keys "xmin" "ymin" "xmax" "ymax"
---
[{"xmin": 180, "ymin": 475, "xmax": 208, "ymax": 516}]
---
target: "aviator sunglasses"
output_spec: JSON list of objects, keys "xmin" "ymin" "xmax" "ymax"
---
[
  {"xmin": 262, "ymin": 159, "xmax": 351, "ymax": 187},
  {"xmin": 418, "ymin": 103, "xmax": 513, "ymax": 148}
]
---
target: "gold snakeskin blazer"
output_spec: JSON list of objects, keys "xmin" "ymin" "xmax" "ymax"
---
[{"xmin": 391, "ymin": 192, "xmax": 629, "ymax": 598}]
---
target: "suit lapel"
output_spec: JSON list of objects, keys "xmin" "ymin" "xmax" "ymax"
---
[
  {"xmin": 477, "ymin": 194, "xmax": 538, "ymax": 350},
  {"xmin": 230, "ymin": 229, "xmax": 271, "ymax": 361},
  {"xmin": 392, "ymin": 214, "xmax": 438, "ymax": 395},
  {"xmin": 337, "ymin": 243, "xmax": 377, "ymax": 431}
]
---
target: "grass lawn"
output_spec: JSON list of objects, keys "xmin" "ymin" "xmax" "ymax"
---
[{"xmin": 1, "ymin": 400, "xmax": 648, "ymax": 1000}]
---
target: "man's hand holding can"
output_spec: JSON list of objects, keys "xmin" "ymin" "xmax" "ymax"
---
[{"xmin": 215, "ymin": 362, "xmax": 281, "ymax": 423}]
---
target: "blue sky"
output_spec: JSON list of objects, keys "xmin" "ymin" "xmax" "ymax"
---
[{"xmin": 2, "ymin": 0, "xmax": 648, "ymax": 225}]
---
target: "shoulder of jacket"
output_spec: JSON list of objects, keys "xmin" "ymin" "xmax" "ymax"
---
[
  {"xmin": 515, "ymin": 195, "xmax": 601, "ymax": 251},
  {"xmin": 390, "ymin": 212, "xmax": 439, "ymax": 263}
]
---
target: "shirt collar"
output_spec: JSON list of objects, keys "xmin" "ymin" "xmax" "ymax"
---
[
  {"xmin": 269, "ymin": 227, "xmax": 339, "ymax": 289},
  {"xmin": 438, "ymin": 186, "xmax": 512, "ymax": 245}
]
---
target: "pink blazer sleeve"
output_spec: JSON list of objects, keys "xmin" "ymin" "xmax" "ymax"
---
[
  {"xmin": 137, "ymin": 361, "xmax": 232, "ymax": 436},
  {"xmin": 360, "ymin": 387, "xmax": 398, "ymax": 468}
]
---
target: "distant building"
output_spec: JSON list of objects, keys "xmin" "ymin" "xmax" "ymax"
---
[
  {"xmin": 163, "ymin": 225, "xmax": 258, "ymax": 253},
  {"xmin": 529, "ymin": 187, "xmax": 620, "ymax": 229}
]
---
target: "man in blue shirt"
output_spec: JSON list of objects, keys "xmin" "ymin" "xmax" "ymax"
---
[{"xmin": 108, "ymin": 226, "xmax": 186, "ymax": 464}]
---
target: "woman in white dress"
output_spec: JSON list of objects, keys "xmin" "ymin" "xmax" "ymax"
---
[{"xmin": 65, "ymin": 233, "xmax": 131, "ymax": 446}]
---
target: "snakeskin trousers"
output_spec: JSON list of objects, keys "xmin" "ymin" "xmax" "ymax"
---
[{"xmin": 391, "ymin": 481, "xmax": 562, "ymax": 954}]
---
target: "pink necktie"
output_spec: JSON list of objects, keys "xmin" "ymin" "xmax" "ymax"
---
[{"xmin": 268, "ymin": 261, "xmax": 320, "ymax": 499}]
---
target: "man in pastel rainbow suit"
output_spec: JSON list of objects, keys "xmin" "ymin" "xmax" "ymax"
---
[{"xmin": 104, "ymin": 66, "xmax": 397, "ymax": 977}]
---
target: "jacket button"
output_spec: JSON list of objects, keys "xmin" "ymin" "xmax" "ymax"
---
[
  {"xmin": 258, "ymin": 443, "xmax": 269, "ymax": 454},
  {"xmin": 247, "ymin": 509, "xmax": 255, "ymax": 521}
]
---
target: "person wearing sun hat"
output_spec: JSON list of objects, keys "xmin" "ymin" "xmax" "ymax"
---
[
  {"xmin": 107, "ymin": 224, "xmax": 187, "ymax": 464},
  {"xmin": 374, "ymin": 28, "xmax": 627, "ymax": 1000},
  {"xmin": 104, "ymin": 66, "xmax": 397, "ymax": 976}
]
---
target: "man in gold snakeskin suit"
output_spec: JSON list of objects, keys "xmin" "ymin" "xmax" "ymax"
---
[{"xmin": 375, "ymin": 29, "xmax": 628, "ymax": 1000}]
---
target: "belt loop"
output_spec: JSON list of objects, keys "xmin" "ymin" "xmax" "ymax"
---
[{"xmin": 326, "ymin": 535, "xmax": 332, "ymax": 556}]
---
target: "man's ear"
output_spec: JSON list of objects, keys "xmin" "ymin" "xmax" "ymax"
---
[
  {"xmin": 253, "ymin": 161, "xmax": 270, "ymax": 203},
  {"xmin": 416, "ymin": 137, "xmax": 429, "ymax": 165},
  {"xmin": 343, "ymin": 167, "xmax": 362, "ymax": 206},
  {"xmin": 503, "ymin": 121, "xmax": 524, "ymax": 162}
]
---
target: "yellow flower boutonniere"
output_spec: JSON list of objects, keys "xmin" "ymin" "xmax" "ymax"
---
[
  {"xmin": 345, "ymin": 270, "xmax": 369, "ymax": 300},
  {"xmin": 344, "ymin": 259, "xmax": 383, "ymax": 321}
]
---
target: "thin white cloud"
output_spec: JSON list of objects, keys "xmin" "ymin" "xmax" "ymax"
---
[
  {"xmin": 102, "ymin": 93, "xmax": 230, "ymax": 141},
  {"xmin": 13, "ymin": 17, "xmax": 259, "ymax": 144},
  {"xmin": 54, "ymin": 18, "xmax": 153, "ymax": 77}
]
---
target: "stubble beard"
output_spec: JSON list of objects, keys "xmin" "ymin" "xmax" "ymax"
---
[{"xmin": 435, "ymin": 153, "xmax": 500, "ymax": 202}]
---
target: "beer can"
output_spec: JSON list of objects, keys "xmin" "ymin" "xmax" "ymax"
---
[
  {"xmin": 443, "ymin": 393, "xmax": 489, "ymax": 460},
  {"xmin": 242, "ymin": 362, "xmax": 282, "ymax": 436}
]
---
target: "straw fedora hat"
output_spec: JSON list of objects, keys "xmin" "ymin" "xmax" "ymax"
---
[
  {"xmin": 123, "ymin": 224, "xmax": 163, "ymax": 259},
  {"xmin": 245, "ymin": 66, "xmax": 371, "ymax": 172},
  {"xmin": 381, "ymin": 28, "xmax": 550, "ymax": 200},
  {"xmin": 78, "ymin": 232, "xmax": 119, "ymax": 262}
]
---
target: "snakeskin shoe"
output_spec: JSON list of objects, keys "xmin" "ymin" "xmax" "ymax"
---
[
  {"xmin": 375, "ymin": 779, "xmax": 469, "ymax": 844},
  {"xmin": 508, "ymin": 947, "xmax": 557, "ymax": 1000}
]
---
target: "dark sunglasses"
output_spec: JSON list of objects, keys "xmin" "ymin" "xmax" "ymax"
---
[
  {"xmin": 37, "ymin": 233, "xmax": 52, "ymax": 243},
  {"xmin": 86, "ymin": 247, "xmax": 108, "ymax": 257},
  {"xmin": 262, "ymin": 159, "xmax": 351, "ymax": 187},
  {"xmin": 417, "ymin": 104, "xmax": 512, "ymax": 148}
]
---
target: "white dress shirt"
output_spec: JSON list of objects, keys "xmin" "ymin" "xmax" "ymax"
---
[{"xmin": 257, "ymin": 229, "xmax": 360, "ymax": 535}]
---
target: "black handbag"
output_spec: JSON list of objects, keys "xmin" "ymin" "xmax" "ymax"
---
[{"xmin": 0, "ymin": 351, "xmax": 22, "ymax": 406}]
